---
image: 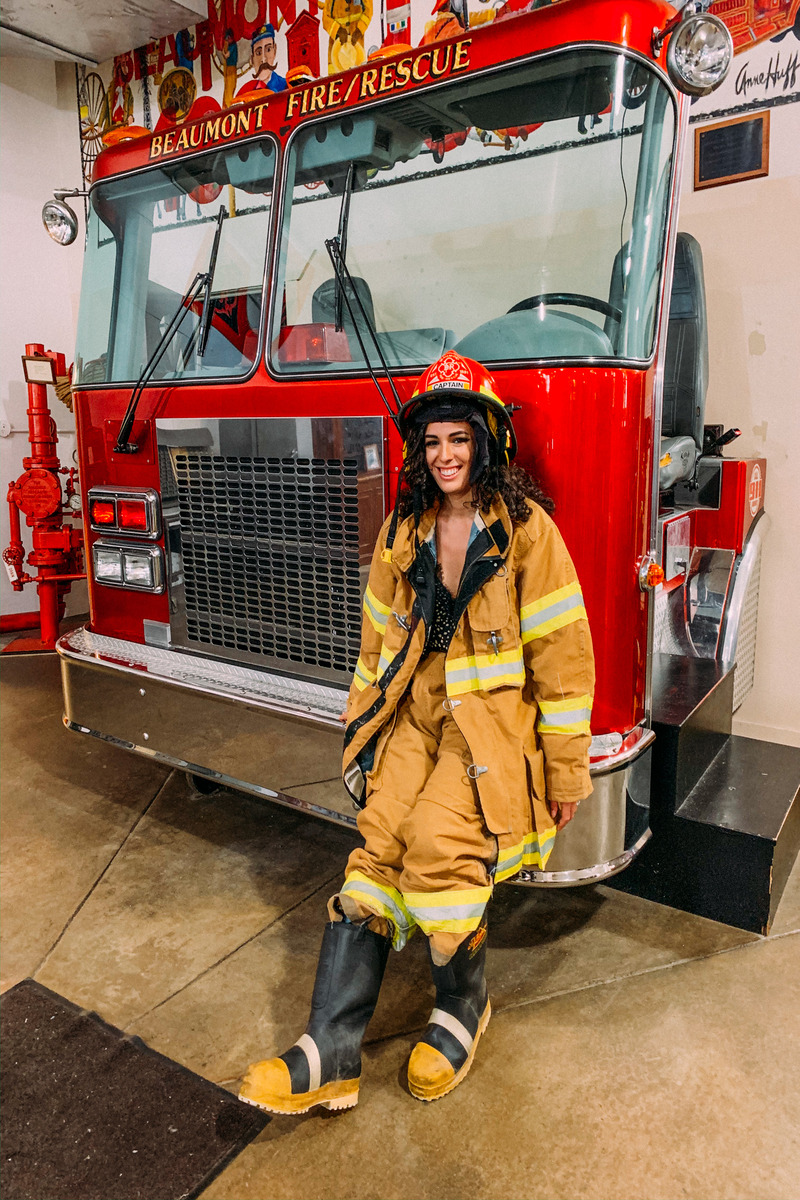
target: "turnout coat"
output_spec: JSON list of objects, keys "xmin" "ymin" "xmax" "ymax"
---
[{"xmin": 342, "ymin": 494, "xmax": 595, "ymax": 880}]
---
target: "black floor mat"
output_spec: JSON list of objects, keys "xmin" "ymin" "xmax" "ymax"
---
[{"xmin": 1, "ymin": 979, "xmax": 268, "ymax": 1200}]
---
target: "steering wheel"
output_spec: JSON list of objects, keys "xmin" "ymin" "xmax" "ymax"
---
[{"xmin": 507, "ymin": 292, "xmax": 622, "ymax": 323}]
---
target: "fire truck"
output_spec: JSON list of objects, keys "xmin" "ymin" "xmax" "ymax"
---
[{"xmin": 42, "ymin": 0, "xmax": 797, "ymax": 930}]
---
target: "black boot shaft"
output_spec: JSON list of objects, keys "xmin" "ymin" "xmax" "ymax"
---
[
  {"xmin": 429, "ymin": 923, "xmax": 488, "ymax": 1021},
  {"xmin": 306, "ymin": 920, "xmax": 391, "ymax": 1080}
]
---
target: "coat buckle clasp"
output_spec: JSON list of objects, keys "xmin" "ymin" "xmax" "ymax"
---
[
  {"xmin": 393, "ymin": 611, "xmax": 411, "ymax": 631},
  {"xmin": 487, "ymin": 631, "xmax": 503, "ymax": 655}
]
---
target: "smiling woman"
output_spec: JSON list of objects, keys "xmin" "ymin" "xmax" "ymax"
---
[{"xmin": 239, "ymin": 349, "xmax": 595, "ymax": 1114}]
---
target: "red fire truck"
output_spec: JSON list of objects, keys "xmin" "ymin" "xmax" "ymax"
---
[{"xmin": 43, "ymin": 0, "xmax": 795, "ymax": 929}]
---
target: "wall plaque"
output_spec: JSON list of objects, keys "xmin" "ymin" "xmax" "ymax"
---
[{"xmin": 694, "ymin": 111, "xmax": 770, "ymax": 190}]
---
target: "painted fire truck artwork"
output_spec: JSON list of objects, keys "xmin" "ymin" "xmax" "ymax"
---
[
  {"xmin": 41, "ymin": 0, "xmax": 800, "ymax": 935},
  {"xmin": 75, "ymin": 0, "xmax": 800, "ymax": 186}
]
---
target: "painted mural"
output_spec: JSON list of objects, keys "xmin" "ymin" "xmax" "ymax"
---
[{"xmin": 76, "ymin": 0, "xmax": 800, "ymax": 186}]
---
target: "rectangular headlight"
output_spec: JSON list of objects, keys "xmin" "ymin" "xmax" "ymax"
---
[
  {"xmin": 92, "ymin": 542, "xmax": 164, "ymax": 592},
  {"xmin": 123, "ymin": 550, "xmax": 155, "ymax": 587},
  {"xmin": 93, "ymin": 545, "xmax": 123, "ymax": 582}
]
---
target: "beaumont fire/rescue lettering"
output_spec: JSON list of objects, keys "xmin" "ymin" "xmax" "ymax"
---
[
  {"xmin": 148, "ymin": 40, "xmax": 471, "ymax": 161},
  {"xmin": 286, "ymin": 40, "xmax": 472, "ymax": 119},
  {"xmin": 149, "ymin": 103, "xmax": 270, "ymax": 159}
]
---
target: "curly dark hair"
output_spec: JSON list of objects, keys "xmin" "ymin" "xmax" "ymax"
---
[{"xmin": 397, "ymin": 423, "xmax": 555, "ymax": 523}]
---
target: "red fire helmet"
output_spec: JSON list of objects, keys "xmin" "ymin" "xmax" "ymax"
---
[{"xmin": 398, "ymin": 350, "xmax": 518, "ymax": 462}]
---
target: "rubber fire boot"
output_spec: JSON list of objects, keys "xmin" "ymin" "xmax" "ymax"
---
[
  {"xmin": 407, "ymin": 918, "xmax": 490, "ymax": 1102},
  {"xmin": 239, "ymin": 918, "xmax": 391, "ymax": 1115}
]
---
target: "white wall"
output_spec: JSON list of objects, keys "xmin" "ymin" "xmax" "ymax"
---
[
  {"xmin": 678, "ymin": 101, "xmax": 800, "ymax": 747},
  {"xmin": 0, "ymin": 57, "xmax": 87, "ymax": 617}
]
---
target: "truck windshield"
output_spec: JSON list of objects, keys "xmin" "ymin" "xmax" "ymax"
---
[
  {"xmin": 273, "ymin": 49, "xmax": 675, "ymax": 374},
  {"xmin": 75, "ymin": 140, "xmax": 276, "ymax": 385}
]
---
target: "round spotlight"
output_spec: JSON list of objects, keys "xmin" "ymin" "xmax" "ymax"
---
[
  {"xmin": 42, "ymin": 199, "xmax": 79, "ymax": 245},
  {"xmin": 666, "ymin": 12, "xmax": 733, "ymax": 97}
]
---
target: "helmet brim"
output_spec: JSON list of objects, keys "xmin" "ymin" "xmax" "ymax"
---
[{"xmin": 398, "ymin": 388, "xmax": 518, "ymax": 460}]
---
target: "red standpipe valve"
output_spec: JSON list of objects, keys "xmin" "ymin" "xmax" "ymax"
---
[{"xmin": 2, "ymin": 343, "xmax": 86, "ymax": 650}]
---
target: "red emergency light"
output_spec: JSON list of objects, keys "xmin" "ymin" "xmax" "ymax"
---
[
  {"xmin": 87, "ymin": 487, "xmax": 161, "ymax": 539},
  {"xmin": 278, "ymin": 323, "xmax": 351, "ymax": 365},
  {"xmin": 118, "ymin": 498, "xmax": 149, "ymax": 531},
  {"xmin": 90, "ymin": 499, "xmax": 116, "ymax": 526}
]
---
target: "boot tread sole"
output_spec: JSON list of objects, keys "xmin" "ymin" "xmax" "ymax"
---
[{"xmin": 239, "ymin": 1077, "xmax": 359, "ymax": 1115}]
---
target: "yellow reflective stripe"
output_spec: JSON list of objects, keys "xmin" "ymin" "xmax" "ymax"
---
[
  {"xmin": 495, "ymin": 827, "xmax": 558, "ymax": 881},
  {"xmin": 404, "ymin": 886, "xmax": 491, "ymax": 935},
  {"xmin": 353, "ymin": 656, "xmax": 376, "ymax": 691},
  {"xmin": 445, "ymin": 647, "xmax": 525, "ymax": 696},
  {"xmin": 403, "ymin": 886, "xmax": 490, "ymax": 909},
  {"xmin": 537, "ymin": 693, "xmax": 593, "ymax": 736},
  {"xmin": 341, "ymin": 870, "xmax": 415, "ymax": 951},
  {"xmin": 363, "ymin": 585, "xmax": 391, "ymax": 634},
  {"xmin": 377, "ymin": 641, "xmax": 396, "ymax": 679},
  {"xmin": 520, "ymin": 582, "xmax": 587, "ymax": 643}
]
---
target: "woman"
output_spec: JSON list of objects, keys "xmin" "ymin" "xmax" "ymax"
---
[{"xmin": 240, "ymin": 351, "xmax": 594, "ymax": 1114}]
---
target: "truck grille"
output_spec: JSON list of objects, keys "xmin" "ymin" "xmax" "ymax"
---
[{"xmin": 172, "ymin": 452, "xmax": 365, "ymax": 680}]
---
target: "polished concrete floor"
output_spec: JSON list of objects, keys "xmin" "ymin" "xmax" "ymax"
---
[{"xmin": 2, "ymin": 651, "xmax": 799, "ymax": 1200}]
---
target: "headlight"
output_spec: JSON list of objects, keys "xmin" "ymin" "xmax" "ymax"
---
[
  {"xmin": 666, "ymin": 13, "xmax": 733, "ymax": 97},
  {"xmin": 42, "ymin": 200, "xmax": 80, "ymax": 246},
  {"xmin": 123, "ymin": 550, "xmax": 157, "ymax": 587},
  {"xmin": 92, "ymin": 542, "xmax": 164, "ymax": 592},
  {"xmin": 94, "ymin": 545, "xmax": 123, "ymax": 583}
]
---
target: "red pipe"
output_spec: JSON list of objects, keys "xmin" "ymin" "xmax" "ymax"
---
[
  {"xmin": 2, "ymin": 342, "xmax": 85, "ymax": 651},
  {"xmin": 0, "ymin": 612, "xmax": 40, "ymax": 633}
]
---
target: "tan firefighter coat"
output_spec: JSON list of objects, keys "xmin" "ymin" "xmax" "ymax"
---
[{"xmin": 342, "ymin": 493, "xmax": 595, "ymax": 880}]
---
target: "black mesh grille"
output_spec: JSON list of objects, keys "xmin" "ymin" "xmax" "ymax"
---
[
  {"xmin": 158, "ymin": 446, "xmax": 179, "ymax": 501},
  {"xmin": 173, "ymin": 453, "xmax": 363, "ymax": 677}
]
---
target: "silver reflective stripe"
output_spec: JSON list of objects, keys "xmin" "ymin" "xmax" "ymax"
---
[
  {"xmin": 295, "ymin": 1033, "xmax": 321, "ymax": 1092},
  {"xmin": 446, "ymin": 655, "xmax": 524, "ymax": 685},
  {"xmin": 538, "ymin": 706, "xmax": 592, "ymax": 728},
  {"xmin": 408, "ymin": 899, "xmax": 486, "ymax": 924},
  {"xmin": 521, "ymin": 591, "xmax": 585, "ymax": 635},
  {"xmin": 342, "ymin": 877, "xmax": 413, "ymax": 937},
  {"xmin": 430, "ymin": 1008, "xmax": 473, "ymax": 1053}
]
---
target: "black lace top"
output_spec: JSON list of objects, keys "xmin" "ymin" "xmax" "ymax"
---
[{"xmin": 427, "ymin": 575, "xmax": 458, "ymax": 653}]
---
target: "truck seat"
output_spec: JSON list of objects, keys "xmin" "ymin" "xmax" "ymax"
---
[{"xmin": 658, "ymin": 232, "xmax": 709, "ymax": 490}]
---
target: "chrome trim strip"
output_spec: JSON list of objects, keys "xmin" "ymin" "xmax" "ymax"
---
[
  {"xmin": 720, "ymin": 509, "xmax": 769, "ymax": 664},
  {"xmin": 57, "ymin": 626, "xmax": 349, "ymax": 727},
  {"xmin": 62, "ymin": 717, "xmax": 359, "ymax": 830},
  {"xmin": 511, "ymin": 829, "xmax": 652, "ymax": 887},
  {"xmin": 589, "ymin": 726, "xmax": 655, "ymax": 776},
  {"xmin": 644, "ymin": 92, "xmax": 691, "ymax": 726}
]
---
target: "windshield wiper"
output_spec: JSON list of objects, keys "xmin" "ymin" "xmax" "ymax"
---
[
  {"xmin": 198, "ymin": 207, "xmax": 227, "ymax": 357},
  {"xmin": 325, "ymin": 235, "xmax": 402, "ymax": 431},
  {"xmin": 114, "ymin": 207, "xmax": 228, "ymax": 455},
  {"xmin": 334, "ymin": 163, "xmax": 355, "ymax": 332}
]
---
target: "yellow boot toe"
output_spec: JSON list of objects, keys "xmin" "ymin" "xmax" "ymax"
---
[
  {"xmin": 407, "ymin": 1042, "xmax": 456, "ymax": 1101},
  {"xmin": 239, "ymin": 1056, "xmax": 359, "ymax": 1115}
]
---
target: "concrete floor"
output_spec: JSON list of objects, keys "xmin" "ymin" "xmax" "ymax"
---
[{"xmin": 2, "ymin": 650, "xmax": 799, "ymax": 1200}]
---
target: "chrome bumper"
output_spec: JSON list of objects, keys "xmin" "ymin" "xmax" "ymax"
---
[
  {"xmin": 58, "ymin": 627, "xmax": 654, "ymax": 882},
  {"xmin": 57, "ymin": 627, "xmax": 358, "ymax": 828},
  {"xmin": 516, "ymin": 726, "xmax": 654, "ymax": 887}
]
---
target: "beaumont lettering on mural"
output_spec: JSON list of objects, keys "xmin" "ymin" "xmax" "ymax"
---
[{"xmin": 148, "ymin": 39, "xmax": 472, "ymax": 160}]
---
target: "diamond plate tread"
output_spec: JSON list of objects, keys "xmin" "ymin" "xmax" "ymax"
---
[{"xmin": 60, "ymin": 627, "xmax": 348, "ymax": 721}]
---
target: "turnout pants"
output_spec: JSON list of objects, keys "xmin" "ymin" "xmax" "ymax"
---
[{"xmin": 335, "ymin": 653, "xmax": 497, "ymax": 961}]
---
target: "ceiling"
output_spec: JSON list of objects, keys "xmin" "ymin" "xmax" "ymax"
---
[{"xmin": 1, "ymin": 0, "xmax": 208, "ymax": 66}]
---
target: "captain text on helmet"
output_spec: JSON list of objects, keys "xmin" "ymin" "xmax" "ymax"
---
[{"xmin": 239, "ymin": 350, "xmax": 595, "ymax": 1114}]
